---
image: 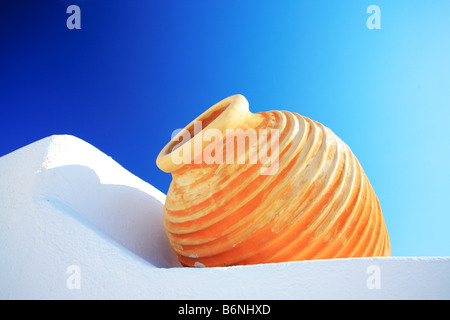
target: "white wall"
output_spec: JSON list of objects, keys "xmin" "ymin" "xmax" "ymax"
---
[{"xmin": 1, "ymin": 136, "xmax": 448, "ymax": 299}]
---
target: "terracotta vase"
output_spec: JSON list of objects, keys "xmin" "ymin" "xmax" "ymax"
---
[{"xmin": 156, "ymin": 94, "xmax": 390, "ymax": 267}]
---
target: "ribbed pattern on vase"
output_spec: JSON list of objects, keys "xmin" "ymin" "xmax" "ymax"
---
[{"xmin": 160, "ymin": 98, "xmax": 390, "ymax": 267}]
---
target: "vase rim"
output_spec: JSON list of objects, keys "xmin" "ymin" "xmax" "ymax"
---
[{"xmin": 156, "ymin": 94, "xmax": 249, "ymax": 173}]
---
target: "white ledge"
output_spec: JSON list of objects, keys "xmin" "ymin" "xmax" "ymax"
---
[{"xmin": 0, "ymin": 135, "xmax": 448, "ymax": 299}]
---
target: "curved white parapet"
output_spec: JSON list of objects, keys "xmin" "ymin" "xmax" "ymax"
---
[{"xmin": 0, "ymin": 135, "xmax": 448, "ymax": 299}]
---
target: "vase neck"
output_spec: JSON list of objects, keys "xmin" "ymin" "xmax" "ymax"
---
[{"xmin": 156, "ymin": 94, "xmax": 264, "ymax": 173}]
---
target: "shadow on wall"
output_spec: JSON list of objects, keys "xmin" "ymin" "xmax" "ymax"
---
[{"xmin": 35, "ymin": 164, "xmax": 181, "ymax": 268}]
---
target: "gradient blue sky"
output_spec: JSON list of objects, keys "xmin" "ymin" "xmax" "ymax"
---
[{"xmin": 1, "ymin": 1, "xmax": 449, "ymax": 257}]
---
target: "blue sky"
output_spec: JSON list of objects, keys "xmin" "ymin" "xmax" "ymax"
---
[{"xmin": 1, "ymin": 1, "xmax": 449, "ymax": 257}]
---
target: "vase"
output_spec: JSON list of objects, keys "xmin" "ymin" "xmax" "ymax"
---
[{"xmin": 156, "ymin": 94, "xmax": 390, "ymax": 267}]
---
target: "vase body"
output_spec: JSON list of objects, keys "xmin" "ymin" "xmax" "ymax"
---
[{"xmin": 156, "ymin": 95, "xmax": 390, "ymax": 267}]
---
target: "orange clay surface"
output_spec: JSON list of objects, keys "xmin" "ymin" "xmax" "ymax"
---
[{"xmin": 156, "ymin": 95, "xmax": 390, "ymax": 267}]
